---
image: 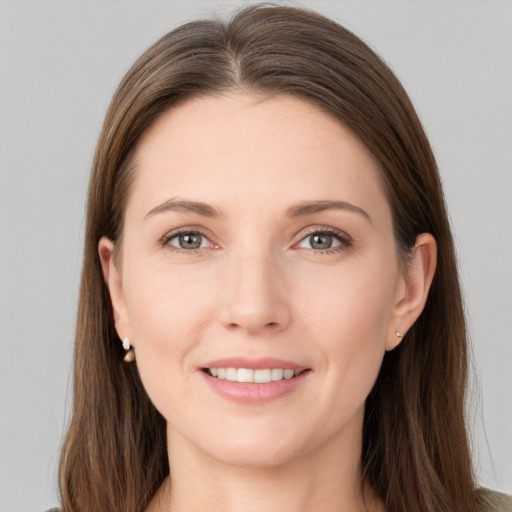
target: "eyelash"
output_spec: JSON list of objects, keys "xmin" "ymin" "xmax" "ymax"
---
[
  {"xmin": 298, "ymin": 227, "xmax": 353, "ymax": 255},
  {"xmin": 161, "ymin": 228, "xmax": 212, "ymax": 254},
  {"xmin": 161, "ymin": 227, "xmax": 352, "ymax": 255}
]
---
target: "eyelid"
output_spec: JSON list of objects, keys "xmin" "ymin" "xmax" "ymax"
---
[
  {"xmin": 159, "ymin": 224, "xmax": 352, "ymax": 254},
  {"xmin": 293, "ymin": 226, "xmax": 353, "ymax": 252},
  {"xmin": 160, "ymin": 226, "xmax": 218, "ymax": 252}
]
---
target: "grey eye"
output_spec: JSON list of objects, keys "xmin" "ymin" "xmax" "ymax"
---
[
  {"xmin": 169, "ymin": 232, "xmax": 208, "ymax": 250},
  {"xmin": 309, "ymin": 233, "xmax": 333, "ymax": 250},
  {"xmin": 297, "ymin": 232, "xmax": 342, "ymax": 250}
]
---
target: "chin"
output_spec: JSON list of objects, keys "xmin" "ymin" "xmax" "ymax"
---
[
  {"xmin": 207, "ymin": 439, "xmax": 304, "ymax": 469},
  {"xmin": 180, "ymin": 422, "xmax": 311, "ymax": 469}
]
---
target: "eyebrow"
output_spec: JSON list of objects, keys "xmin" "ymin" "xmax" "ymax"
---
[
  {"xmin": 144, "ymin": 198, "xmax": 372, "ymax": 224},
  {"xmin": 286, "ymin": 200, "xmax": 372, "ymax": 224},
  {"xmin": 144, "ymin": 198, "xmax": 221, "ymax": 220}
]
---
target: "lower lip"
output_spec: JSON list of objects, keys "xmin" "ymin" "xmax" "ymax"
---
[{"xmin": 200, "ymin": 370, "xmax": 311, "ymax": 404}]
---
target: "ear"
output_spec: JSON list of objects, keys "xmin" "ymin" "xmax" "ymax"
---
[
  {"xmin": 386, "ymin": 233, "xmax": 437, "ymax": 351},
  {"xmin": 98, "ymin": 237, "xmax": 131, "ymax": 343}
]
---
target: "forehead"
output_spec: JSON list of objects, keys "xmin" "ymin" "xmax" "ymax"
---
[{"xmin": 129, "ymin": 92, "xmax": 389, "ymax": 220}]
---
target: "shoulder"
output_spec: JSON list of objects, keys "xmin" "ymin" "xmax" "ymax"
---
[{"xmin": 479, "ymin": 488, "xmax": 512, "ymax": 511}]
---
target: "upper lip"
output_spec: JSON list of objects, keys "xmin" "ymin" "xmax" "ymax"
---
[{"xmin": 200, "ymin": 357, "xmax": 309, "ymax": 371}]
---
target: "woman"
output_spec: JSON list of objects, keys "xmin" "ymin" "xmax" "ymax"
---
[{"xmin": 55, "ymin": 4, "xmax": 511, "ymax": 512}]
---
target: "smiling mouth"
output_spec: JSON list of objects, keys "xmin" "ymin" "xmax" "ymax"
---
[{"xmin": 202, "ymin": 367, "xmax": 309, "ymax": 383}]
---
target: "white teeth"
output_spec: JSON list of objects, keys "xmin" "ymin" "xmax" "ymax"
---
[
  {"xmin": 207, "ymin": 367, "xmax": 303, "ymax": 383},
  {"xmin": 253, "ymin": 369, "xmax": 272, "ymax": 383},
  {"xmin": 226, "ymin": 368, "xmax": 237, "ymax": 381},
  {"xmin": 271, "ymin": 368, "xmax": 284, "ymax": 381},
  {"xmin": 237, "ymin": 368, "xmax": 254, "ymax": 382}
]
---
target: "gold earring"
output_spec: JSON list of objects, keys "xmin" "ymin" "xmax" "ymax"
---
[
  {"xmin": 395, "ymin": 331, "xmax": 403, "ymax": 338},
  {"xmin": 122, "ymin": 337, "xmax": 135, "ymax": 363}
]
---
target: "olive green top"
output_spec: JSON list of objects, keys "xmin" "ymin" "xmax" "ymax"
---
[{"xmin": 480, "ymin": 489, "xmax": 512, "ymax": 511}]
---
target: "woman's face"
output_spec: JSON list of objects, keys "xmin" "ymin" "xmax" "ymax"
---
[{"xmin": 102, "ymin": 92, "xmax": 412, "ymax": 468}]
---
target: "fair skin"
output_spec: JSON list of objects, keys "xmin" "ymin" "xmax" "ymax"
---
[{"xmin": 99, "ymin": 92, "xmax": 436, "ymax": 512}]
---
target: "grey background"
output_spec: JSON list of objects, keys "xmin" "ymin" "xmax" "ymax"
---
[{"xmin": 1, "ymin": 1, "xmax": 510, "ymax": 510}]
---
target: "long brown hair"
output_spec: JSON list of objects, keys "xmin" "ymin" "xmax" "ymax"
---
[{"xmin": 59, "ymin": 5, "xmax": 480, "ymax": 511}]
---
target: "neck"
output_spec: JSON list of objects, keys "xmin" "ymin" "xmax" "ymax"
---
[{"xmin": 147, "ymin": 420, "xmax": 384, "ymax": 512}]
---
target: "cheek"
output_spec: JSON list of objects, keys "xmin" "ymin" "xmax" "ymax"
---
[
  {"xmin": 122, "ymin": 260, "xmax": 218, "ymax": 412},
  {"xmin": 294, "ymin": 261, "xmax": 395, "ymax": 404},
  {"xmin": 296, "ymin": 257, "xmax": 396, "ymax": 341},
  {"xmin": 124, "ymin": 255, "xmax": 217, "ymax": 339}
]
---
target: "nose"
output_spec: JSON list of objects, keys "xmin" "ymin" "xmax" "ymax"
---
[{"xmin": 218, "ymin": 250, "xmax": 291, "ymax": 336}]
